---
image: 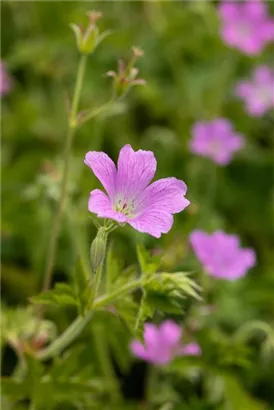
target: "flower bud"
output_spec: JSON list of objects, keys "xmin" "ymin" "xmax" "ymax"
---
[
  {"xmin": 70, "ymin": 11, "xmax": 111, "ymax": 55},
  {"xmin": 90, "ymin": 227, "xmax": 106, "ymax": 272},
  {"xmin": 106, "ymin": 47, "xmax": 145, "ymax": 99}
]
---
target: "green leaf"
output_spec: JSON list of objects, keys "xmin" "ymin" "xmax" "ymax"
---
[
  {"xmin": 1, "ymin": 378, "xmax": 30, "ymax": 399},
  {"xmin": 143, "ymin": 272, "xmax": 200, "ymax": 315},
  {"xmin": 73, "ymin": 258, "xmax": 91, "ymax": 315},
  {"xmin": 222, "ymin": 375, "xmax": 267, "ymax": 410},
  {"xmin": 30, "ymin": 283, "xmax": 77, "ymax": 307},
  {"xmin": 137, "ymin": 243, "xmax": 161, "ymax": 276}
]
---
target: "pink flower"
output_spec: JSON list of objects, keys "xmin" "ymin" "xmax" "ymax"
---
[
  {"xmin": 0, "ymin": 61, "xmax": 12, "ymax": 96},
  {"xmin": 190, "ymin": 119, "xmax": 245, "ymax": 165},
  {"xmin": 84, "ymin": 144, "xmax": 190, "ymax": 238},
  {"xmin": 235, "ymin": 66, "xmax": 274, "ymax": 117},
  {"xmin": 190, "ymin": 230, "xmax": 256, "ymax": 280},
  {"xmin": 130, "ymin": 321, "xmax": 201, "ymax": 365},
  {"xmin": 218, "ymin": 1, "xmax": 274, "ymax": 55}
]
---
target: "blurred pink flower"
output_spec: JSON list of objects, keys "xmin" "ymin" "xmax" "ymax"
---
[
  {"xmin": 85, "ymin": 144, "xmax": 190, "ymax": 238},
  {"xmin": 130, "ymin": 321, "xmax": 201, "ymax": 365},
  {"xmin": 235, "ymin": 66, "xmax": 274, "ymax": 117},
  {"xmin": 0, "ymin": 61, "xmax": 12, "ymax": 96},
  {"xmin": 218, "ymin": 1, "xmax": 274, "ymax": 55},
  {"xmin": 190, "ymin": 119, "xmax": 245, "ymax": 165},
  {"xmin": 190, "ymin": 230, "xmax": 256, "ymax": 280}
]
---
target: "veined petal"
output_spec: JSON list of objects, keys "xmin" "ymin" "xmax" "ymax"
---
[
  {"xmin": 84, "ymin": 151, "xmax": 116, "ymax": 198},
  {"xmin": 143, "ymin": 177, "xmax": 190, "ymax": 214},
  {"xmin": 129, "ymin": 211, "xmax": 174, "ymax": 238},
  {"xmin": 128, "ymin": 178, "xmax": 189, "ymax": 238},
  {"xmin": 88, "ymin": 189, "xmax": 127, "ymax": 223},
  {"xmin": 116, "ymin": 144, "xmax": 156, "ymax": 199}
]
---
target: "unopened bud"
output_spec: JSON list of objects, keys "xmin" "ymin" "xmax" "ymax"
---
[
  {"xmin": 70, "ymin": 11, "xmax": 111, "ymax": 55},
  {"xmin": 90, "ymin": 228, "xmax": 106, "ymax": 272},
  {"xmin": 132, "ymin": 46, "xmax": 144, "ymax": 58},
  {"xmin": 87, "ymin": 10, "xmax": 103, "ymax": 24}
]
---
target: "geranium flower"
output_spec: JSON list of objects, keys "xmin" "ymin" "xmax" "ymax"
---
[
  {"xmin": 84, "ymin": 144, "xmax": 190, "ymax": 238},
  {"xmin": 218, "ymin": 1, "xmax": 274, "ymax": 55},
  {"xmin": 190, "ymin": 118, "xmax": 244, "ymax": 165},
  {"xmin": 235, "ymin": 66, "xmax": 274, "ymax": 117},
  {"xmin": 130, "ymin": 321, "xmax": 201, "ymax": 365},
  {"xmin": 190, "ymin": 230, "xmax": 256, "ymax": 280}
]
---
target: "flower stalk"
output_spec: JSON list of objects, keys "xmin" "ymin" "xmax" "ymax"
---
[
  {"xmin": 41, "ymin": 54, "xmax": 88, "ymax": 303},
  {"xmin": 36, "ymin": 278, "xmax": 143, "ymax": 360}
]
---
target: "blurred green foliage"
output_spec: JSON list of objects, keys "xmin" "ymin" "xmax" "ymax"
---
[{"xmin": 1, "ymin": 1, "xmax": 274, "ymax": 409}]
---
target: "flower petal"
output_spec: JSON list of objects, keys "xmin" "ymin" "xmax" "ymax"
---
[
  {"xmin": 130, "ymin": 341, "xmax": 150, "ymax": 361},
  {"xmin": 129, "ymin": 211, "xmax": 174, "ymax": 238},
  {"xmin": 116, "ymin": 144, "xmax": 156, "ymax": 199},
  {"xmin": 84, "ymin": 151, "xmax": 116, "ymax": 198},
  {"xmin": 189, "ymin": 230, "xmax": 213, "ymax": 264},
  {"xmin": 160, "ymin": 320, "xmax": 182, "ymax": 348},
  {"xmin": 128, "ymin": 178, "xmax": 189, "ymax": 237},
  {"xmin": 179, "ymin": 342, "xmax": 201, "ymax": 356},
  {"xmin": 88, "ymin": 189, "xmax": 127, "ymax": 223},
  {"xmin": 143, "ymin": 177, "xmax": 190, "ymax": 214},
  {"xmin": 144, "ymin": 323, "xmax": 159, "ymax": 349}
]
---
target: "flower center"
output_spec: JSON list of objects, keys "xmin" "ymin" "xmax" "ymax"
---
[{"xmin": 114, "ymin": 198, "xmax": 136, "ymax": 218}]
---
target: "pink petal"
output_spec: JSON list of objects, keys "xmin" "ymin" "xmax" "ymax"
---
[
  {"xmin": 242, "ymin": 248, "xmax": 256, "ymax": 269},
  {"xmin": 130, "ymin": 340, "xmax": 149, "ymax": 361},
  {"xmin": 189, "ymin": 230, "xmax": 212, "ymax": 260},
  {"xmin": 84, "ymin": 151, "xmax": 116, "ymax": 198},
  {"xmin": 221, "ymin": 25, "xmax": 242, "ymax": 47},
  {"xmin": 144, "ymin": 323, "xmax": 159, "ymax": 349},
  {"xmin": 213, "ymin": 151, "xmax": 233, "ymax": 166},
  {"xmin": 235, "ymin": 81, "xmax": 253, "ymax": 99},
  {"xmin": 180, "ymin": 342, "xmax": 201, "ymax": 356},
  {"xmin": 160, "ymin": 320, "xmax": 182, "ymax": 348},
  {"xmin": 143, "ymin": 178, "xmax": 189, "ymax": 214},
  {"xmin": 129, "ymin": 178, "xmax": 189, "ymax": 237},
  {"xmin": 254, "ymin": 66, "xmax": 273, "ymax": 84},
  {"xmin": 128, "ymin": 211, "xmax": 174, "ymax": 238},
  {"xmin": 88, "ymin": 189, "xmax": 127, "ymax": 223},
  {"xmin": 243, "ymin": 1, "xmax": 267, "ymax": 19},
  {"xmin": 211, "ymin": 118, "xmax": 232, "ymax": 135},
  {"xmin": 218, "ymin": 2, "xmax": 240, "ymax": 21},
  {"xmin": 240, "ymin": 36, "xmax": 264, "ymax": 55},
  {"xmin": 246, "ymin": 99, "xmax": 268, "ymax": 117},
  {"xmin": 116, "ymin": 144, "xmax": 156, "ymax": 199}
]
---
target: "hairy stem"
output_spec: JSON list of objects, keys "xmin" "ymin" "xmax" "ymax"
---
[
  {"xmin": 134, "ymin": 290, "xmax": 146, "ymax": 333},
  {"xmin": 36, "ymin": 279, "xmax": 143, "ymax": 360},
  {"xmin": 36, "ymin": 311, "xmax": 93, "ymax": 360},
  {"xmin": 41, "ymin": 54, "xmax": 87, "ymax": 298}
]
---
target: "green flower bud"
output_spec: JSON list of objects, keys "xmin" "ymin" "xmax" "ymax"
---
[
  {"xmin": 70, "ymin": 11, "xmax": 111, "ymax": 55},
  {"xmin": 90, "ymin": 227, "xmax": 106, "ymax": 272}
]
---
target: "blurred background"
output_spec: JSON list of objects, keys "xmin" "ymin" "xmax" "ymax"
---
[{"xmin": 1, "ymin": 1, "xmax": 274, "ymax": 409}]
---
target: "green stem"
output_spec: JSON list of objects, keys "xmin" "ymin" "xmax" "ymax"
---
[
  {"xmin": 65, "ymin": 208, "xmax": 92, "ymax": 281},
  {"xmin": 41, "ymin": 54, "xmax": 87, "ymax": 298},
  {"xmin": 92, "ymin": 324, "xmax": 122, "ymax": 403},
  {"xmin": 134, "ymin": 290, "xmax": 146, "ymax": 333},
  {"xmin": 37, "ymin": 311, "xmax": 92, "ymax": 360},
  {"xmin": 36, "ymin": 279, "xmax": 143, "ymax": 360},
  {"xmin": 94, "ymin": 279, "xmax": 143, "ymax": 309},
  {"xmin": 79, "ymin": 99, "xmax": 115, "ymax": 127},
  {"xmin": 94, "ymin": 265, "xmax": 103, "ymax": 298}
]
